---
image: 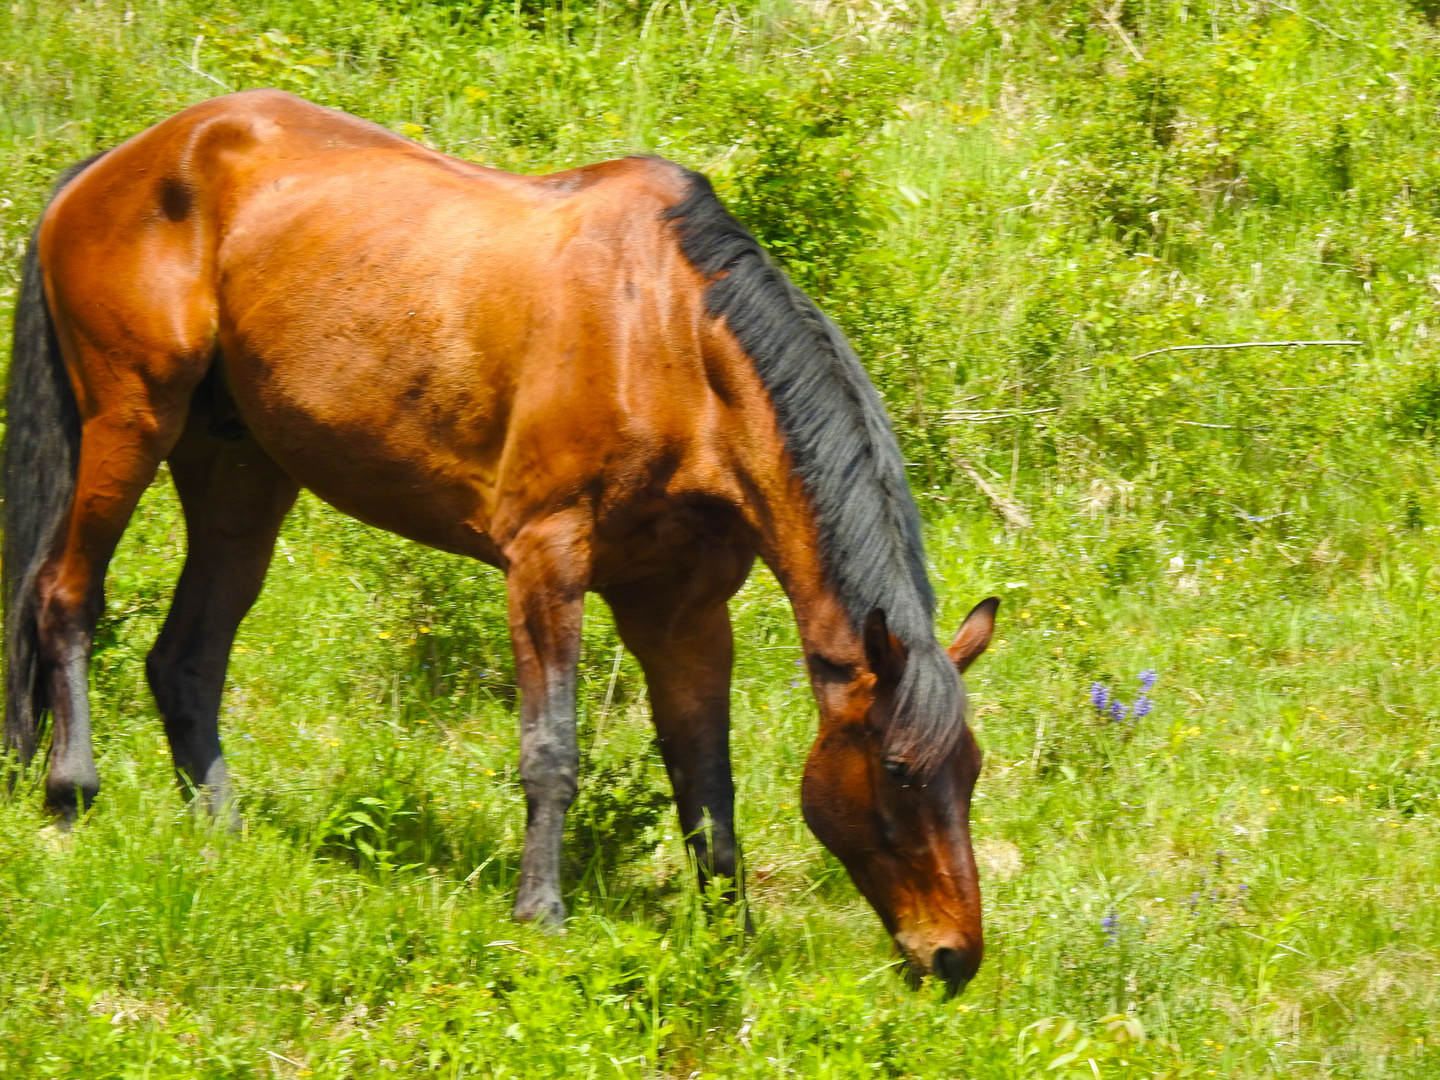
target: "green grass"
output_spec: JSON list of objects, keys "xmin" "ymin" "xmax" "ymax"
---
[
  {"xmin": 2, "ymin": 483, "xmax": 1437, "ymax": 1077},
  {"xmin": 3, "ymin": 0, "xmax": 1440, "ymax": 1075}
]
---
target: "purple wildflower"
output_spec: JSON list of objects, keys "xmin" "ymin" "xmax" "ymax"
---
[
  {"xmin": 1138, "ymin": 669, "xmax": 1158, "ymax": 691},
  {"xmin": 1101, "ymin": 911, "xmax": 1119, "ymax": 944},
  {"xmin": 1090, "ymin": 683, "xmax": 1110, "ymax": 711},
  {"xmin": 1109, "ymin": 698, "xmax": 1129, "ymax": 722},
  {"xmin": 1133, "ymin": 695, "xmax": 1153, "ymax": 719}
]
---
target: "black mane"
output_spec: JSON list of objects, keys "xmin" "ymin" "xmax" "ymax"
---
[{"xmin": 663, "ymin": 167, "xmax": 963, "ymax": 773}]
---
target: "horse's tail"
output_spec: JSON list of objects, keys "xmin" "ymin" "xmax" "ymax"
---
[{"xmin": 3, "ymin": 158, "xmax": 97, "ymax": 771}]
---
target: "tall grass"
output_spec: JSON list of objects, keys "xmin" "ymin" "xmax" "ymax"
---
[{"xmin": 2, "ymin": 0, "xmax": 1439, "ymax": 1076}]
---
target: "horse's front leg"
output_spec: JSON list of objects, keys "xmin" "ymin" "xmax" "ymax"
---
[
  {"xmin": 504, "ymin": 513, "xmax": 589, "ymax": 926},
  {"xmin": 602, "ymin": 542, "xmax": 754, "ymax": 902}
]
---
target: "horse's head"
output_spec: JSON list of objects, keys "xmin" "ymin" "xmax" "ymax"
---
[{"xmin": 801, "ymin": 597, "xmax": 998, "ymax": 997}]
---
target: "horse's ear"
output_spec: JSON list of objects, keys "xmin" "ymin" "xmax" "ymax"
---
[
  {"xmin": 863, "ymin": 607, "xmax": 907, "ymax": 684},
  {"xmin": 947, "ymin": 597, "xmax": 999, "ymax": 674}
]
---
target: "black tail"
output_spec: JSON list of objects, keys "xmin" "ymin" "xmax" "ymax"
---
[{"xmin": 3, "ymin": 157, "xmax": 98, "ymax": 769}]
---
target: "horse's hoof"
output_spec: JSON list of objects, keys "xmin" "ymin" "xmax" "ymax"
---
[
  {"xmin": 192, "ymin": 789, "xmax": 241, "ymax": 833},
  {"xmin": 44, "ymin": 778, "xmax": 97, "ymax": 826},
  {"xmin": 38, "ymin": 821, "xmax": 76, "ymax": 850}
]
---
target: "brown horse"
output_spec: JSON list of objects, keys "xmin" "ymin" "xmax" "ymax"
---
[{"xmin": 4, "ymin": 91, "xmax": 997, "ymax": 993}]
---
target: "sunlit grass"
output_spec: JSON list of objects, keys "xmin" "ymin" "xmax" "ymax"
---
[{"xmin": 0, "ymin": 477, "xmax": 1436, "ymax": 1076}]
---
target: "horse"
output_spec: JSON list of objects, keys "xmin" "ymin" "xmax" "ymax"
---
[{"xmin": 4, "ymin": 90, "xmax": 999, "ymax": 994}]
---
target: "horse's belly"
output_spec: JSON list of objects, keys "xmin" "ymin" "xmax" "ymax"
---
[
  {"xmin": 245, "ymin": 403, "xmax": 506, "ymax": 562},
  {"xmin": 217, "ymin": 326, "xmax": 511, "ymax": 561}
]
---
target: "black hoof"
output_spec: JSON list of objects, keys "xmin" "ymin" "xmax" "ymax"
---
[{"xmin": 44, "ymin": 778, "xmax": 97, "ymax": 826}]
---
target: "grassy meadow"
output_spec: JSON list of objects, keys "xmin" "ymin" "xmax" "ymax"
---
[{"xmin": 3, "ymin": 0, "xmax": 1440, "ymax": 1075}]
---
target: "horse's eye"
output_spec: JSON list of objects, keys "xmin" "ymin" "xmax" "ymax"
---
[{"xmin": 883, "ymin": 758, "xmax": 912, "ymax": 784}]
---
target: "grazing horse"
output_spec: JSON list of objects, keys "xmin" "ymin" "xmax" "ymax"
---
[{"xmin": 4, "ymin": 91, "xmax": 998, "ymax": 993}]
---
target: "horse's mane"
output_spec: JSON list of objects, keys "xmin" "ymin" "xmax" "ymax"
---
[{"xmin": 663, "ymin": 166, "xmax": 963, "ymax": 775}]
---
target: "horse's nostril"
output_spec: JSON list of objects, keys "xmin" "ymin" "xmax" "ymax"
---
[{"xmin": 933, "ymin": 947, "xmax": 971, "ymax": 999}]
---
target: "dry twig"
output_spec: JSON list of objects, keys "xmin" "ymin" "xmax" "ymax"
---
[
  {"xmin": 1129, "ymin": 339, "xmax": 1361, "ymax": 362},
  {"xmin": 957, "ymin": 461, "xmax": 1032, "ymax": 529}
]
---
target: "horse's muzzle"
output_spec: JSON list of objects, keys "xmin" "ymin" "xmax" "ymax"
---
[
  {"xmin": 897, "ymin": 939, "xmax": 981, "ymax": 997},
  {"xmin": 932, "ymin": 947, "xmax": 976, "ymax": 999}
]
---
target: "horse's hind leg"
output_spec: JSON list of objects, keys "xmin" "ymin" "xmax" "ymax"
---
[
  {"xmin": 37, "ymin": 409, "xmax": 194, "ymax": 820},
  {"xmin": 601, "ymin": 542, "xmax": 754, "ymax": 899},
  {"xmin": 146, "ymin": 418, "xmax": 298, "ymax": 820}
]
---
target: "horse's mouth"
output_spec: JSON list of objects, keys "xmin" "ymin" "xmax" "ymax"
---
[{"xmin": 898, "ymin": 947, "xmax": 973, "ymax": 999}]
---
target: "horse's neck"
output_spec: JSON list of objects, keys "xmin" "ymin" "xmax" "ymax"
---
[
  {"xmin": 707, "ymin": 323, "xmax": 873, "ymax": 696},
  {"xmin": 743, "ymin": 474, "xmax": 869, "ymax": 687},
  {"xmin": 779, "ymin": 578, "xmax": 876, "ymax": 729}
]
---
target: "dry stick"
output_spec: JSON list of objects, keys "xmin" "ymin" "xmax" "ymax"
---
[
  {"xmin": 1266, "ymin": 1, "xmax": 1349, "ymax": 40},
  {"xmin": 592, "ymin": 644, "xmax": 625, "ymax": 747},
  {"xmin": 958, "ymin": 461, "xmax": 1033, "ymax": 530},
  {"xmin": 944, "ymin": 406, "xmax": 1060, "ymax": 423},
  {"xmin": 1097, "ymin": 2, "xmax": 1145, "ymax": 62},
  {"xmin": 264, "ymin": 1049, "xmax": 307, "ymax": 1073},
  {"xmin": 1177, "ymin": 420, "xmax": 1273, "ymax": 431},
  {"xmin": 178, "ymin": 58, "xmax": 231, "ymax": 91},
  {"xmin": 1128, "ymin": 339, "xmax": 1362, "ymax": 363}
]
